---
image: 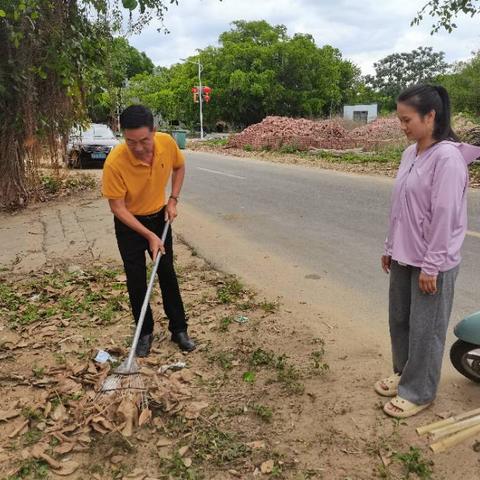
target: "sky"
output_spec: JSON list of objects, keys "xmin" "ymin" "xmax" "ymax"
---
[{"xmin": 129, "ymin": 0, "xmax": 480, "ymax": 75}]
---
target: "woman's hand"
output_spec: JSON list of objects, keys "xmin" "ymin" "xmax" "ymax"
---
[
  {"xmin": 381, "ymin": 255, "xmax": 392, "ymax": 274},
  {"xmin": 419, "ymin": 272, "xmax": 437, "ymax": 294}
]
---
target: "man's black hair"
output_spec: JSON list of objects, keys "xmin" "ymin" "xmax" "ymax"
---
[{"xmin": 120, "ymin": 105, "xmax": 154, "ymax": 130}]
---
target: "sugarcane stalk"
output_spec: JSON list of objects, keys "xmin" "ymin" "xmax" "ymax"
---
[
  {"xmin": 430, "ymin": 414, "xmax": 480, "ymax": 440},
  {"xmin": 416, "ymin": 407, "xmax": 480, "ymax": 436},
  {"xmin": 430, "ymin": 423, "xmax": 480, "ymax": 454}
]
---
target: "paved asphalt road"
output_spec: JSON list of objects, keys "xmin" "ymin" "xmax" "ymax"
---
[{"xmin": 182, "ymin": 151, "xmax": 480, "ymax": 324}]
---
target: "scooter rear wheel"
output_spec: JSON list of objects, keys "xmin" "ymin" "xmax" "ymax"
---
[{"xmin": 450, "ymin": 339, "xmax": 480, "ymax": 383}]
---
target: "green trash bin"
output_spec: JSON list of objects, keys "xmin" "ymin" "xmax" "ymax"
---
[{"xmin": 171, "ymin": 129, "xmax": 188, "ymax": 149}]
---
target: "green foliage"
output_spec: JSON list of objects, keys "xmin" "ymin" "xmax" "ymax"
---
[
  {"xmin": 412, "ymin": 1, "xmax": 480, "ymax": 33},
  {"xmin": 124, "ymin": 20, "xmax": 361, "ymax": 128},
  {"xmin": 7, "ymin": 459, "xmax": 49, "ymax": 479},
  {"xmin": 365, "ymin": 47, "xmax": 449, "ymax": 110},
  {"xmin": 394, "ymin": 447, "xmax": 433, "ymax": 479},
  {"xmin": 252, "ymin": 403, "xmax": 273, "ymax": 422},
  {"xmin": 217, "ymin": 277, "xmax": 245, "ymax": 304},
  {"xmin": 0, "ymin": 0, "xmax": 170, "ymax": 208},
  {"xmin": 439, "ymin": 51, "xmax": 480, "ymax": 115}
]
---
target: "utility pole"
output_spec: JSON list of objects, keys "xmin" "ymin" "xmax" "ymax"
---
[
  {"xmin": 197, "ymin": 60, "xmax": 204, "ymax": 139},
  {"xmin": 183, "ymin": 59, "xmax": 204, "ymax": 139}
]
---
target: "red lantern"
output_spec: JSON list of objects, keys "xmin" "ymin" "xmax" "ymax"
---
[
  {"xmin": 191, "ymin": 87, "xmax": 198, "ymax": 93},
  {"xmin": 204, "ymin": 94, "xmax": 211, "ymax": 103},
  {"xmin": 203, "ymin": 86, "xmax": 212, "ymax": 94}
]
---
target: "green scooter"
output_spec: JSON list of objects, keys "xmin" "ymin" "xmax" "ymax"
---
[{"xmin": 451, "ymin": 311, "xmax": 480, "ymax": 382}]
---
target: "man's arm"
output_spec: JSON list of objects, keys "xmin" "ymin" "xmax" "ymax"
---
[
  {"xmin": 109, "ymin": 198, "xmax": 165, "ymax": 260},
  {"xmin": 165, "ymin": 164, "xmax": 185, "ymax": 222}
]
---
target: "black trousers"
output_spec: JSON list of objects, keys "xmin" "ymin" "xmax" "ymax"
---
[{"xmin": 114, "ymin": 207, "xmax": 187, "ymax": 336}]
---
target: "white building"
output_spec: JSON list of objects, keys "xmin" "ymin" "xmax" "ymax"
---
[{"xmin": 343, "ymin": 104, "xmax": 378, "ymax": 123}]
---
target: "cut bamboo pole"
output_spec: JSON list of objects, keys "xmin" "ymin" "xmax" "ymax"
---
[
  {"xmin": 430, "ymin": 423, "xmax": 480, "ymax": 453},
  {"xmin": 417, "ymin": 407, "xmax": 480, "ymax": 436},
  {"xmin": 430, "ymin": 414, "xmax": 480, "ymax": 441}
]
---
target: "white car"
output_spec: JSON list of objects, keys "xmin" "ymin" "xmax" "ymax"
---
[{"xmin": 66, "ymin": 124, "xmax": 120, "ymax": 168}]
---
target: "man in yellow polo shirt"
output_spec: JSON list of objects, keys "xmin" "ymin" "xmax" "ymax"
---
[{"xmin": 102, "ymin": 105, "xmax": 195, "ymax": 355}]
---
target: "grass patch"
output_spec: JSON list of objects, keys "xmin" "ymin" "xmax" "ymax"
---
[
  {"xmin": 208, "ymin": 351, "xmax": 235, "ymax": 370},
  {"xmin": 192, "ymin": 424, "xmax": 249, "ymax": 466},
  {"xmin": 218, "ymin": 315, "xmax": 234, "ymax": 332},
  {"xmin": 257, "ymin": 298, "xmax": 280, "ymax": 314},
  {"xmin": 7, "ymin": 459, "xmax": 49, "ymax": 479},
  {"xmin": 217, "ymin": 277, "xmax": 245, "ymax": 304},
  {"xmin": 201, "ymin": 138, "xmax": 228, "ymax": 147},
  {"xmin": 276, "ymin": 365, "xmax": 305, "ymax": 395},
  {"xmin": 22, "ymin": 428, "xmax": 43, "ymax": 446},
  {"xmin": 252, "ymin": 403, "xmax": 273, "ymax": 422},
  {"xmin": 304, "ymin": 146, "xmax": 404, "ymax": 165},
  {"xmin": 160, "ymin": 454, "xmax": 202, "ymax": 480},
  {"xmin": 394, "ymin": 447, "xmax": 433, "ymax": 479}
]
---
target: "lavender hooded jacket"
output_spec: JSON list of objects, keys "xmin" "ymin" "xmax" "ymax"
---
[{"xmin": 385, "ymin": 141, "xmax": 480, "ymax": 276}]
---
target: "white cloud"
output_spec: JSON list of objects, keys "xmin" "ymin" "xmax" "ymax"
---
[{"xmin": 128, "ymin": 0, "xmax": 480, "ymax": 75}]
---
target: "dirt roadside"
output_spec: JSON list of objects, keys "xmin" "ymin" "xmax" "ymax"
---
[{"xmin": 1, "ymin": 187, "xmax": 479, "ymax": 479}]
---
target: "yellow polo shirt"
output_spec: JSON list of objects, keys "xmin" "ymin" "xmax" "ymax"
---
[{"xmin": 102, "ymin": 133, "xmax": 185, "ymax": 215}]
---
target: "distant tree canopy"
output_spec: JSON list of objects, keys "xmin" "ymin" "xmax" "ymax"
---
[
  {"xmin": 412, "ymin": 0, "xmax": 480, "ymax": 33},
  {"xmin": 364, "ymin": 47, "xmax": 449, "ymax": 111},
  {"xmin": 88, "ymin": 37, "xmax": 154, "ymax": 123},
  {"xmin": 439, "ymin": 51, "xmax": 480, "ymax": 116},
  {"xmin": 125, "ymin": 20, "xmax": 361, "ymax": 128}
]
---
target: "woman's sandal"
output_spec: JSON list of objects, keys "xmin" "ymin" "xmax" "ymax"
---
[
  {"xmin": 374, "ymin": 373, "xmax": 400, "ymax": 397},
  {"xmin": 383, "ymin": 396, "xmax": 431, "ymax": 418}
]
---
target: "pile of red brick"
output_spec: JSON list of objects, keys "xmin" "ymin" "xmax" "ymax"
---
[{"xmin": 227, "ymin": 115, "xmax": 407, "ymax": 151}]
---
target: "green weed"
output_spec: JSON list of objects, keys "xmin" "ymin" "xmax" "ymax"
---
[
  {"xmin": 394, "ymin": 447, "xmax": 433, "ymax": 479},
  {"xmin": 252, "ymin": 403, "xmax": 273, "ymax": 422},
  {"xmin": 217, "ymin": 277, "xmax": 245, "ymax": 304}
]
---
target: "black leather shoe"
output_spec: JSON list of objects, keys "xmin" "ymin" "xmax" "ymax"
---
[
  {"xmin": 171, "ymin": 331, "xmax": 196, "ymax": 352},
  {"xmin": 136, "ymin": 333, "xmax": 153, "ymax": 357}
]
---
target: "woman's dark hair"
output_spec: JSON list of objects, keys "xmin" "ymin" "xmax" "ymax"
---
[
  {"xmin": 397, "ymin": 84, "xmax": 459, "ymax": 142},
  {"xmin": 120, "ymin": 105, "xmax": 154, "ymax": 130}
]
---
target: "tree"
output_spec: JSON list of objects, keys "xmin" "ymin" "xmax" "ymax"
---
[
  {"xmin": 412, "ymin": 0, "xmax": 480, "ymax": 33},
  {"xmin": 125, "ymin": 20, "xmax": 360, "ymax": 128},
  {"xmin": 87, "ymin": 37, "xmax": 154, "ymax": 123},
  {"xmin": 365, "ymin": 47, "xmax": 449, "ymax": 110},
  {"xmin": 439, "ymin": 51, "xmax": 480, "ymax": 116},
  {"xmin": 0, "ymin": 0, "xmax": 179, "ymax": 209}
]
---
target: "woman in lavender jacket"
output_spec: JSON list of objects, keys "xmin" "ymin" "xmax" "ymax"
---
[{"xmin": 375, "ymin": 84, "xmax": 480, "ymax": 418}]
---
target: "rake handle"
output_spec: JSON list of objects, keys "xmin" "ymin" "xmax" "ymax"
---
[{"xmin": 125, "ymin": 221, "xmax": 170, "ymax": 370}]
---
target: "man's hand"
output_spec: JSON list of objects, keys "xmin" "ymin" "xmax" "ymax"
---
[
  {"xmin": 148, "ymin": 232, "xmax": 165, "ymax": 261},
  {"xmin": 381, "ymin": 255, "xmax": 392, "ymax": 274},
  {"xmin": 419, "ymin": 272, "xmax": 437, "ymax": 295},
  {"xmin": 165, "ymin": 198, "xmax": 178, "ymax": 223}
]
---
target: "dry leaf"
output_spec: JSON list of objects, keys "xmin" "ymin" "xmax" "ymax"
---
[
  {"xmin": 53, "ymin": 443, "xmax": 75, "ymax": 455},
  {"xmin": 138, "ymin": 408, "xmax": 152, "ymax": 427},
  {"xmin": 247, "ymin": 441, "xmax": 266, "ymax": 449},
  {"xmin": 8, "ymin": 419, "xmax": 29, "ymax": 438},
  {"xmin": 156, "ymin": 437, "xmax": 173, "ymax": 447},
  {"xmin": 92, "ymin": 416, "xmax": 115, "ymax": 431},
  {"xmin": 184, "ymin": 401, "xmax": 209, "ymax": 420},
  {"xmin": 178, "ymin": 445, "xmax": 189, "ymax": 457},
  {"xmin": 0, "ymin": 408, "xmax": 21, "ymax": 422},
  {"xmin": 183, "ymin": 457, "xmax": 192, "ymax": 468},
  {"xmin": 111, "ymin": 455, "xmax": 124, "ymax": 464},
  {"xmin": 124, "ymin": 468, "xmax": 146, "ymax": 479},
  {"xmin": 117, "ymin": 397, "xmax": 138, "ymax": 437},
  {"xmin": 261, "ymin": 460, "xmax": 274, "ymax": 474},
  {"xmin": 50, "ymin": 403, "xmax": 67, "ymax": 422},
  {"xmin": 54, "ymin": 460, "xmax": 80, "ymax": 476},
  {"xmin": 39, "ymin": 452, "xmax": 61, "ymax": 469}
]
